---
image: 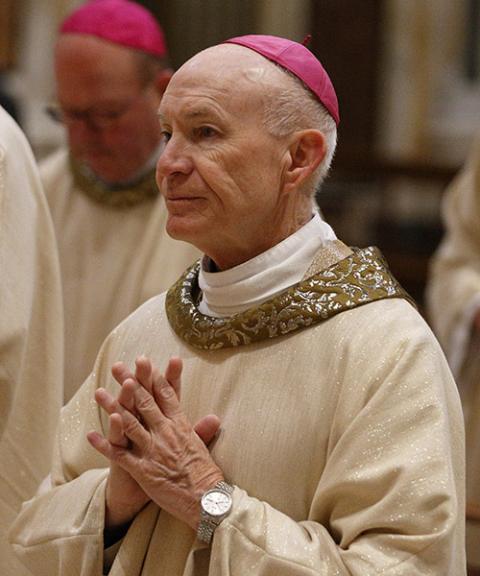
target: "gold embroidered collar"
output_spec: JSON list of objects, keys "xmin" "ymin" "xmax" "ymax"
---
[
  {"xmin": 166, "ymin": 246, "xmax": 414, "ymax": 350},
  {"xmin": 70, "ymin": 157, "xmax": 159, "ymax": 209}
]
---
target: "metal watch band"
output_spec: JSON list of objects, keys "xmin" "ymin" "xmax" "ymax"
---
[
  {"xmin": 197, "ymin": 481, "xmax": 233, "ymax": 544},
  {"xmin": 212, "ymin": 481, "xmax": 233, "ymax": 495},
  {"xmin": 196, "ymin": 514, "xmax": 219, "ymax": 544}
]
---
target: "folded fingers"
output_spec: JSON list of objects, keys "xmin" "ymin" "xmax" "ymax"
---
[
  {"xmin": 134, "ymin": 356, "xmax": 154, "ymax": 394},
  {"xmin": 111, "ymin": 362, "xmax": 134, "ymax": 386},
  {"xmin": 164, "ymin": 357, "xmax": 183, "ymax": 398}
]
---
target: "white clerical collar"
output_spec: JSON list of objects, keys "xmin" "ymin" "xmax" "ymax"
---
[{"xmin": 198, "ymin": 212, "xmax": 336, "ymax": 318}]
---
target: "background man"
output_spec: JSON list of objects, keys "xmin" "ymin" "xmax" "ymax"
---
[
  {"xmin": 44, "ymin": 0, "xmax": 200, "ymax": 402},
  {"xmin": 0, "ymin": 106, "xmax": 63, "ymax": 575},
  {"xmin": 11, "ymin": 35, "xmax": 466, "ymax": 575},
  {"xmin": 427, "ymin": 136, "xmax": 480, "ymax": 572}
]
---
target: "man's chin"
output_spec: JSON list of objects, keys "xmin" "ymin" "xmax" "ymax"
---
[{"xmin": 165, "ymin": 216, "xmax": 201, "ymax": 246}]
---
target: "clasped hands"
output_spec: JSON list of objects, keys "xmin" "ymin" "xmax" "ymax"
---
[{"xmin": 87, "ymin": 356, "xmax": 224, "ymax": 532}]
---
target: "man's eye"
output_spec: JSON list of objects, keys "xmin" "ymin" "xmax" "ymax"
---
[
  {"xmin": 196, "ymin": 126, "xmax": 217, "ymax": 139},
  {"xmin": 160, "ymin": 130, "xmax": 172, "ymax": 142}
]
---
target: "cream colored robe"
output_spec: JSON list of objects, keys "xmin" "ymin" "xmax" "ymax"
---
[
  {"xmin": 41, "ymin": 148, "xmax": 201, "ymax": 402},
  {"xmin": 0, "ymin": 107, "xmax": 63, "ymax": 575},
  {"xmin": 10, "ymin": 249, "xmax": 466, "ymax": 575},
  {"xmin": 426, "ymin": 137, "xmax": 480, "ymax": 567}
]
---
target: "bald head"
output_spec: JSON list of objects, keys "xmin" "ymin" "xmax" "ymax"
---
[
  {"xmin": 173, "ymin": 44, "xmax": 290, "ymax": 103},
  {"xmin": 168, "ymin": 43, "xmax": 337, "ymax": 193}
]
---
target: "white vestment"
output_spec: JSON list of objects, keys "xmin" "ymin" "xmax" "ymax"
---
[
  {"xmin": 0, "ymin": 107, "xmax": 64, "ymax": 575},
  {"xmin": 10, "ymin": 240, "xmax": 466, "ymax": 575}
]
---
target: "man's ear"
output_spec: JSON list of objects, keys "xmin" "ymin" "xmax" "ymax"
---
[
  {"xmin": 154, "ymin": 68, "xmax": 174, "ymax": 97},
  {"xmin": 284, "ymin": 130, "xmax": 326, "ymax": 192}
]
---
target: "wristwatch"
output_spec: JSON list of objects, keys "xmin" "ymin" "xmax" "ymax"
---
[{"xmin": 197, "ymin": 481, "xmax": 233, "ymax": 544}]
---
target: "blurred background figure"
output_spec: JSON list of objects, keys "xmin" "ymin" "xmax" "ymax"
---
[
  {"xmin": 43, "ymin": 0, "xmax": 200, "ymax": 402},
  {"xmin": 0, "ymin": 105, "xmax": 63, "ymax": 575},
  {"xmin": 426, "ymin": 136, "xmax": 480, "ymax": 574}
]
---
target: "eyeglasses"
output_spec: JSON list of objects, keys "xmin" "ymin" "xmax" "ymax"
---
[{"xmin": 45, "ymin": 87, "xmax": 149, "ymax": 131}]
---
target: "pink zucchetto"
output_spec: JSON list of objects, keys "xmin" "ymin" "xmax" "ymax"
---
[
  {"xmin": 224, "ymin": 34, "xmax": 339, "ymax": 125},
  {"xmin": 60, "ymin": 0, "xmax": 168, "ymax": 58}
]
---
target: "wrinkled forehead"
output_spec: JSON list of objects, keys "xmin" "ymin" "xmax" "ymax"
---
[
  {"xmin": 179, "ymin": 44, "xmax": 284, "ymax": 84},
  {"xmin": 160, "ymin": 44, "xmax": 287, "ymax": 116}
]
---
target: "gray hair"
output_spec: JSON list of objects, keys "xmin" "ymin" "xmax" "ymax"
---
[{"xmin": 262, "ymin": 68, "xmax": 337, "ymax": 199}]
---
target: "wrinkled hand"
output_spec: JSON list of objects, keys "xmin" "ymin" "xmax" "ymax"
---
[{"xmin": 88, "ymin": 357, "xmax": 223, "ymax": 530}]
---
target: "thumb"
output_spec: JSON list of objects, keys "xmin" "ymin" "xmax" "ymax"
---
[{"xmin": 194, "ymin": 414, "xmax": 221, "ymax": 446}]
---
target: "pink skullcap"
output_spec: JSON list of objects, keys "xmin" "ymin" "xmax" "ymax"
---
[
  {"xmin": 224, "ymin": 34, "xmax": 339, "ymax": 125},
  {"xmin": 60, "ymin": 0, "xmax": 168, "ymax": 58}
]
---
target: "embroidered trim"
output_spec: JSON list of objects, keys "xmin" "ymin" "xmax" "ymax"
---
[
  {"xmin": 166, "ymin": 246, "xmax": 415, "ymax": 350},
  {"xmin": 70, "ymin": 157, "xmax": 159, "ymax": 209},
  {"xmin": 302, "ymin": 239, "xmax": 353, "ymax": 279}
]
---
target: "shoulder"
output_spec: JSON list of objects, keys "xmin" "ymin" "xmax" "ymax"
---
[
  {"xmin": 318, "ymin": 298, "xmax": 463, "ymax": 442},
  {"xmin": 319, "ymin": 296, "xmax": 451, "ymax": 387},
  {"xmin": 348, "ymin": 297, "xmax": 435, "ymax": 337},
  {"xmin": 120, "ymin": 292, "xmax": 169, "ymax": 330},
  {"xmin": 343, "ymin": 297, "xmax": 446, "ymax": 359},
  {"xmin": 96, "ymin": 292, "xmax": 171, "ymax": 361}
]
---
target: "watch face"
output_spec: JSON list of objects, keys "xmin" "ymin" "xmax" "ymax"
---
[{"xmin": 202, "ymin": 490, "xmax": 232, "ymax": 517}]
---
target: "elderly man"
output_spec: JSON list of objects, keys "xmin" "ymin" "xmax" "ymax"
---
[
  {"xmin": 0, "ymin": 106, "xmax": 63, "ymax": 574},
  {"xmin": 11, "ymin": 35, "xmax": 466, "ymax": 575},
  {"xmin": 44, "ymin": 0, "xmax": 200, "ymax": 402},
  {"xmin": 426, "ymin": 136, "xmax": 480, "ymax": 572}
]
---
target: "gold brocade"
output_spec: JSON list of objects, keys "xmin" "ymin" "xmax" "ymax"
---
[
  {"xmin": 166, "ymin": 246, "xmax": 415, "ymax": 350},
  {"xmin": 70, "ymin": 157, "xmax": 159, "ymax": 208}
]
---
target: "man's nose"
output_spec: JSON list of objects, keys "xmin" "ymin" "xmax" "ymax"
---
[
  {"xmin": 156, "ymin": 136, "xmax": 193, "ymax": 179},
  {"xmin": 67, "ymin": 120, "xmax": 101, "ymax": 145}
]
